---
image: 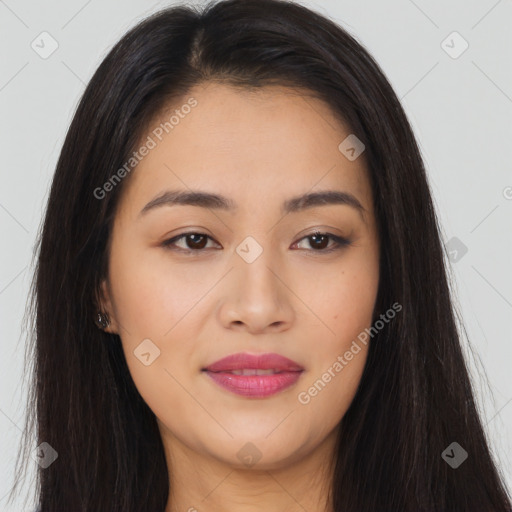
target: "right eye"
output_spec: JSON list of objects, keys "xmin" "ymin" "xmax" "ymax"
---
[{"xmin": 161, "ymin": 232, "xmax": 221, "ymax": 254}]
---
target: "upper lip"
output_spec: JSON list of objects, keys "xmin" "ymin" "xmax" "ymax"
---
[{"xmin": 203, "ymin": 352, "xmax": 304, "ymax": 372}]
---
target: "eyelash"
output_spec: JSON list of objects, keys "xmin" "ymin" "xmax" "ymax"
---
[{"xmin": 161, "ymin": 231, "xmax": 351, "ymax": 255}]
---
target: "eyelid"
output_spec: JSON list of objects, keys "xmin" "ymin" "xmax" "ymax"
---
[
  {"xmin": 161, "ymin": 231, "xmax": 220, "ymax": 254},
  {"xmin": 291, "ymin": 231, "xmax": 351, "ymax": 253},
  {"xmin": 161, "ymin": 230, "xmax": 352, "ymax": 255}
]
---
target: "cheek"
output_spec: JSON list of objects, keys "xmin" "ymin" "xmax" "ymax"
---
[
  {"xmin": 295, "ymin": 246, "xmax": 379, "ymax": 344},
  {"xmin": 292, "ymin": 250, "xmax": 378, "ymax": 415},
  {"xmin": 107, "ymin": 243, "xmax": 207, "ymax": 414},
  {"xmin": 108, "ymin": 244, "xmax": 203, "ymax": 339}
]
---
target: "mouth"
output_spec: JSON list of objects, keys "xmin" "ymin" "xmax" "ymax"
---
[
  {"xmin": 202, "ymin": 352, "xmax": 304, "ymax": 373},
  {"xmin": 202, "ymin": 352, "xmax": 304, "ymax": 398},
  {"xmin": 208, "ymin": 368, "xmax": 293, "ymax": 376}
]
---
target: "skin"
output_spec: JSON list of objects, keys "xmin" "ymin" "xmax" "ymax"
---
[{"xmin": 98, "ymin": 82, "xmax": 380, "ymax": 512}]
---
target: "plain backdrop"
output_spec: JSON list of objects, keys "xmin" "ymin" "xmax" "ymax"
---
[{"xmin": 1, "ymin": 0, "xmax": 511, "ymax": 509}]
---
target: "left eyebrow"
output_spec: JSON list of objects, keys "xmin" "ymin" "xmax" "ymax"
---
[{"xmin": 138, "ymin": 188, "xmax": 367, "ymax": 221}]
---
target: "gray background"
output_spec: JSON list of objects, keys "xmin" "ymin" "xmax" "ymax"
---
[{"xmin": 1, "ymin": 0, "xmax": 511, "ymax": 509}]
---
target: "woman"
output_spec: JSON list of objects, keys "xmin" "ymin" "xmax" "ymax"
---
[{"xmin": 10, "ymin": 0, "xmax": 511, "ymax": 510}]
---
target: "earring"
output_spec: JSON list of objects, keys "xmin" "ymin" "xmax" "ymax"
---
[{"xmin": 95, "ymin": 311, "xmax": 111, "ymax": 330}]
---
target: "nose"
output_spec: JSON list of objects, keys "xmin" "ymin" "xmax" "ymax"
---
[{"xmin": 217, "ymin": 246, "xmax": 295, "ymax": 335}]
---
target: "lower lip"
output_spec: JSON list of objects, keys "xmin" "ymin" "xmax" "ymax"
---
[{"xmin": 204, "ymin": 370, "xmax": 303, "ymax": 398}]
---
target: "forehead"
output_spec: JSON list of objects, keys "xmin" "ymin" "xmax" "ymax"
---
[{"xmin": 117, "ymin": 82, "xmax": 373, "ymax": 218}]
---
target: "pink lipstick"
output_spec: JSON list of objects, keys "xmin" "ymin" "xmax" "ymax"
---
[{"xmin": 202, "ymin": 352, "xmax": 304, "ymax": 398}]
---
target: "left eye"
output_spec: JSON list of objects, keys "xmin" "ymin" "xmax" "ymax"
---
[
  {"xmin": 162, "ymin": 231, "xmax": 350, "ymax": 254},
  {"xmin": 293, "ymin": 231, "xmax": 351, "ymax": 252}
]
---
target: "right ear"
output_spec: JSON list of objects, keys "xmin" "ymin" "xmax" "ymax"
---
[{"xmin": 94, "ymin": 279, "xmax": 119, "ymax": 334}]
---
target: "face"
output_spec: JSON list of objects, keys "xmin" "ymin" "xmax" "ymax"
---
[{"xmin": 99, "ymin": 82, "xmax": 380, "ymax": 471}]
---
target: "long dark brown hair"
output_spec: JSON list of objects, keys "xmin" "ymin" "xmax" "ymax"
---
[{"xmin": 9, "ymin": 0, "xmax": 511, "ymax": 510}]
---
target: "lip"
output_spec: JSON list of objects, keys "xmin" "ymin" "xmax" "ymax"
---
[
  {"xmin": 203, "ymin": 352, "xmax": 304, "ymax": 372},
  {"xmin": 202, "ymin": 352, "xmax": 304, "ymax": 398}
]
